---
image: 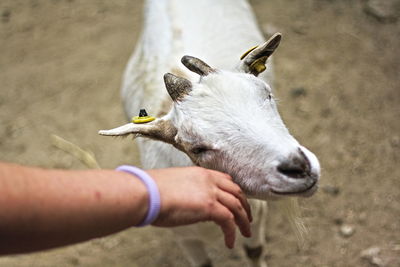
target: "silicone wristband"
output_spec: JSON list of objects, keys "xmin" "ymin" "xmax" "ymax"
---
[{"xmin": 116, "ymin": 165, "xmax": 161, "ymax": 227}]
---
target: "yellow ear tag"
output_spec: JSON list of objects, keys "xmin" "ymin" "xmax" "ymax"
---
[
  {"xmin": 249, "ymin": 57, "xmax": 267, "ymax": 74},
  {"xmin": 132, "ymin": 116, "xmax": 155, "ymax": 124},
  {"xmin": 132, "ymin": 109, "xmax": 156, "ymax": 124},
  {"xmin": 240, "ymin": 45, "xmax": 258, "ymax": 60}
]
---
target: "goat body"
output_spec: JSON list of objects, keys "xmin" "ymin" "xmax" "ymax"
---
[{"xmin": 101, "ymin": 0, "xmax": 321, "ymax": 266}]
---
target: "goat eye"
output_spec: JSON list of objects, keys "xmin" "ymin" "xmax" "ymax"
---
[
  {"xmin": 267, "ymin": 93, "xmax": 272, "ymax": 100},
  {"xmin": 191, "ymin": 146, "xmax": 209, "ymax": 155}
]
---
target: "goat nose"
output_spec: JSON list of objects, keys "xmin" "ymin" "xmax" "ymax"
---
[{"xmin": 277, "ymin": 149, "xmax": 311, "ymax": 179}]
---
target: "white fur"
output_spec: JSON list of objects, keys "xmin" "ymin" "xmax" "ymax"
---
[
  {"xmin": 169, "ymin": 71, "xmax": 317, "ymax": 198},
  {"xmin": 101, "ymin": 0, "xmax": 321, "ymax": 266}
]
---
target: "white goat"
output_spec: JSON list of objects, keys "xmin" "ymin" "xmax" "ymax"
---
[{"xmin": 100, "ymin": 0, "xmax": 321, "ymax": 266}]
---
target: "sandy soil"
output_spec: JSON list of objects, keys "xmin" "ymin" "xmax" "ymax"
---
[{"xmin": 0, "ymin": 0, "xmax": 399, "ymax": 266}]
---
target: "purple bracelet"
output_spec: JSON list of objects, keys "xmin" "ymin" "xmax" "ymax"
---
[{"xmin": 116, "ymin": 165, "xmax": 161, "ymax": 227}]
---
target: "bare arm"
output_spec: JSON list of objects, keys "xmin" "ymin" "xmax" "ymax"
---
[
  {"xmin": 0, "ymin": 162, "xmax": 149, "ymax": 254},
  {"xmin": 0, "ymin": 162, "xmax": 251, "ymax": 255}
]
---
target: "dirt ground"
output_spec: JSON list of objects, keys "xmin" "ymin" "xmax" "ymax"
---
[{"xmin": 0, "ymin": 0, "xmax": 399, "ymax": 266}]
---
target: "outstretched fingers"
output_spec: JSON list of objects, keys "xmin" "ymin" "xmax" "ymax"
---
[
  {"xmin": 217, "ymin": 190, "xmax": 252, "ymax": 238},
  {"xmin": 217, "ymin": 177, "xmax": 252, "ymax": 222},
  {"xmin": 209, "ymin": 203, "xmax": 237, "ymax": 249}
]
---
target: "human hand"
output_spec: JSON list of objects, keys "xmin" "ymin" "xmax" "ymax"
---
[{"xmin": 146, "ymin": 167, "xmax": 252, "ymax": 249}]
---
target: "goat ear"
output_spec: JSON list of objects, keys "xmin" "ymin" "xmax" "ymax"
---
[
  {"xmin": 181, "ymin": 55, "xmax": 216, "ymax": 76},
  {"xmin": 98, "ymin": 119, "xmax": 177, "ymax": 145},
  {"xmin": 239, "ymin": 32, "xmax": 281, "ymax": 76},
  {"xmin": 164, "ymin": 73, "xmax": 192, "ymax": 102}
]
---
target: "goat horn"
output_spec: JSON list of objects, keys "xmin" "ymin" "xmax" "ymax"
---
[
  {"xmin": 181, "ymin": 55, "xmax": 215, "ymax": 76},
  {"xmin": 163, "ymin": 73, "xmax": 192, "ymax": 101}
]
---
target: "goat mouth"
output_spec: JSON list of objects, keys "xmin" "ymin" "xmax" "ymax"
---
[{"xmin": 271, "ymin": 180, "xmax": 318, "ymax": 196}]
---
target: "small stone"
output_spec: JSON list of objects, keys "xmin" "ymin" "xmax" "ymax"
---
[
  {"xmin": 364, "ymin": 0, "xmax": 400, "ymax": 23},
  {"xmin": 390, "ymin": 136, "xmax": 400, "ymax": 147},
  {"xmin": 360, "ymin": 246, "xmax": 385, "ymax": 267},
  {"xmin": 292, "ymin": 21, "xmax": 309, "ymax": 35},
  {"xmin": 371, "ymin": 257, "xmax": 385, "ymax": 267},
  {"xmin": 340, "ymin": 224, "xmax": 355, "ymax": 237},
  {"xmin": 333, "ymin": 217, "xmax": 343, "ymax": 225},
  {"xmin": 290, "ymin": 87, "xmax": 307, "ymax": 98},
  {"xmin": 361, "ymin": 246, "xmax": 380, "ymax": 258},
  {"xmin": 322, "ymin": 185, "xmax": 340, "ymax": 196},
  {"xmin": 1, "ymin": 9, "xmax": 11, "ymax": 23}
]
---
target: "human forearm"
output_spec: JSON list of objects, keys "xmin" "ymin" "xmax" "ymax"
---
[
  {"xmin": 0, "ymin": 162, "xmax": 252, "ymax": 254},
  {"xmin": 0, "ymin": 162, "xmax": 148, "ymax": 254}
]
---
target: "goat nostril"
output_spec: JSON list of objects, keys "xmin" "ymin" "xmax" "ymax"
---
[
  {"xmin": 277, "ymin": 150, "xmax": 311, "ymax": 179},
  {"xmin": 277, "ymin": 163, "xmax": 306, "ymax": 179}
]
